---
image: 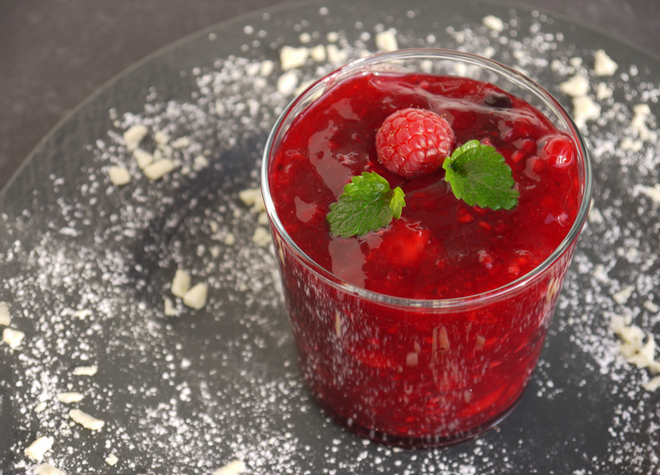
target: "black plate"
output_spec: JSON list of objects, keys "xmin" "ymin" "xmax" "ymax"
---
[{"xmin": 1, "ymin": 0, "xmax": 659, "ymax": 473}]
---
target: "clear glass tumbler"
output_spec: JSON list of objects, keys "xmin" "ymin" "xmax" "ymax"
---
[{"xmin": 261, "ymin": 49, "xmax": 592, "ymax": 448}]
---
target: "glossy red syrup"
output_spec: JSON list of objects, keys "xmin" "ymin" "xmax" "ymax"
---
[{"xmin": 267, "ymin": 72, "xmax": 583, "ymax": 446}]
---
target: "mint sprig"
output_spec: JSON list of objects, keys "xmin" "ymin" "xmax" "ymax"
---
[
  {"xmin": 326, "ymin": 141, "xmax": 518, "ymax": 237},
  {"xmin": 442, "ymin": 140, "xmax": 519, "ymax": 210},
  {"xmin": 327, "ymin": 171, "xmax": 405, "ymax": 237}
]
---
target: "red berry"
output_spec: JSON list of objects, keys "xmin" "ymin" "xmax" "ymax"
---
[
  {"xmin": 375, "ymin": 108, "xmax": 456, "ymax": 179},
  {"xmin": 538, "ymin": 136, "xmax": 576, "ymax": 168},
  {"xmin": 374, "ymin": 219, "xmax": 431, "ymax": 268}
]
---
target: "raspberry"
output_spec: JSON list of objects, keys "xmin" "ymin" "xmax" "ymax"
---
[
  {"xmin": 538, "ymin": 136, "xmax": 576, "ymax": 168},
  {"xmin": 375, "ymin": 108, "xmax": 456, "ymax": 179}
]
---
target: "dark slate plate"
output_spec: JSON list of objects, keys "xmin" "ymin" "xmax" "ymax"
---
[{"xmin": 1, "ymin": 0, "xmax": 659, "ymax": 474}]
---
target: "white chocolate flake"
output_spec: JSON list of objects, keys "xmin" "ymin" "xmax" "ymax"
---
[
  {"xmin": 3, "ymin": 327, "xmax": 25, "ymax": 349},
  {"xmin": 164, "ymin": 297, "xmax": 178, "ymax": 317},
  {"xmin": 72, "ymin": 365, "xmax": 98, "ymax": 376},
  {"xmin": 108, "ymin": 167, "xmax": 131, "ymax": 186},
  {"xmin": 326, "ymin": 44, "xmax": 348, "ymax": 64},
  {"xmin": 224, "ymin": 233, "xmax": 236, "ymax": 246},
  {"xmin": 482, "ymin": 15, "xmax": 504, "ymax": 32},
  {"xmin": 277, "ymin": 71, "xmax": 299, "ymax": 96},
  {"xmin": 259, "ymin": 59, "xmax": 274, "ymax": 77},
  {"xmin": 153, "ymin": 130, "xmax": 170, "ymax": 145},
  {"xmin": 627, "ymin": 336, "xmax": 656, "ymax": 369},
  {"xmin": 596, "ymin": 82, "xmax": 613, "ymax": 101},
  {"xmin": 644, "ymin": 301, "xmax": 660, "ymax": 313},
  {"xmin": 35, "ymin": 463, "xmax": 64, "ymax": 475},
  {"xmin": 123, "ymin": 124, "xmax": 148, "ymax": 151},
  {"xmin": 375, "ymin": 29, "xmax": 398, "ymax": 52},
  {"xmin": 134, "ymin": 148, "xmax": 154, "ymax": 169},
  {"xmin": 183, "ymin": 282, "xmax": 209, "ymax": 310},
  {"xmin": 559, "ymin": 74, "xmax": 590, "ymax": 97},
  {"xmin": 73, "ymin": 309, "xmax": 92, "ymax": 320},
  {"xmin": 572, "ymin": 95, "xmax": 601, "ymax": 128},
  {"xmin": 171, "ymin": 136, "xmax": 190, "ymax": 149},
  {"xmin": 642, "ymin": 375, "xmax": 660, "ymax": 392},
  {"xmin": 143, "ymin": 159, "xmax": 177, "ymax": 181},
  {"xmin": 280, "ymin": 46, "xmax": 309, "ymax": 71},
  {"xmin": 212, "ymin": 460, "xmax": 246, "ymax": 475},
  {"xmin": 57, "ymin": 392, "xmax": 85, "ymax": 404},
  {"xmin": 25, "ymin": 436, "xmax": 54, "ymax": 462},
  {"xmin": 238, "ymin": 188, "xmax": 258, "ymax": 205},
  {"xmin": 612, "ymin": 285, "xmax": 634, "ymax": 305},
  {"xmin": 0, "ymin": 301, "xmax": 11, "ymax": 326},
  {"xmin": 69, "ymin": 409, "xmax": 105, "ymax": 431},
  {"xmin": 309, "ymin": 44, "xmax": 326, "ymax": 62},
  {"xmin": 252, "ymin": 227, "xmax": 272, "ymax": 248},
  {"xmin": 171, "ymin": 269, "xmax": 191, "ymax": 298},
  {"xmin": 635, "ymin": 183, "xmax": 660, "ymax": 204},
  {"xmin": 594, "ymin": 49, "xmax": 618, "ymax": 76},
  {"xmin": 194, "ymin": 155, "xmax": 209, "ymax": 168}
]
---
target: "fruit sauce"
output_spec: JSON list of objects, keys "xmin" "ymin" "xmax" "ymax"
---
[{"xmin": 266, "ymin": 70, "xmax": 585, "ymax": 446}]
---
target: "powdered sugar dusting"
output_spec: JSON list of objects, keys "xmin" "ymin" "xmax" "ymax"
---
[{"xmin": 1, "ymin": 2, "xmax": 659, "ymax": 474}]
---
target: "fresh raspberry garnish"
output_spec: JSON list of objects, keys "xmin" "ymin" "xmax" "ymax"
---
[{"xmin": 375, "ymin": 108, "xmax": 456, "ymax": 179}]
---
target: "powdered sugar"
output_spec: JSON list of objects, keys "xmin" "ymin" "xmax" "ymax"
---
[{"xmin": 1, "ymin": 2, "xmax": 659, "ymax": 474}]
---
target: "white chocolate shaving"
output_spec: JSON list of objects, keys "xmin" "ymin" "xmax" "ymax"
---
[
  {"xmin": 171, "ymin": 269, "xmax": 191, "ymax": 298},
  {"xmin": 252, "ymin": 227, "xmax": 272, "ymax": 247},
  {"xmin": 69, "ymin": 409, "xmax": 105, "ymax": 431},
  {"xmin": 612, "ymin": 285, "xmax": 634, "ymax": 305},
  {"xmin": 183, "ymin": 283, "xmax": 209, "ymax": 310},
  {"xmin": 153, "ymin": 131, "xmax": 170, "ymax": 145},
  {"xmin": 559, "ymin": 74, "xmax": 590, "ymax": 97},
  {"xmin": 25, "ymin": 436, "xmax": 54, "ymax": 462},
  {"xmin": 73, "ymin": 309, "xmax": 92, "ymax": 320},
  {"xmin": 123, "ymin": 124, "xmax": 148, "ymax": 151},
  {"xmin": 3, "ymin": 327, "xmax": 25, "ymax": 349},
  {"xmin": 133, "ymin": 149, "xmax": 154, "ymax": 169},
  {"xmin": 280, "ymin": 46, "xmax": 309, "ymax": 71},
  {"xmin": 0, "ymin": 301, "xmax": 11, "ymax": 326},
  {"xmin": 375, "ymin": 29, "xmax": 398, "ymax": 52},
  {"xmin": 482, "ymin": 15, "xmax": 504, "ymax": 32},
  {"xmin": 72, "ymin": 365, "xmax": 98, "ymax": 376},
  {"xmin": 212, "ymin": 460, "xmax": 246, "ymax": 475},
  {"xmin": 171, "ymin": 136, "xmax": 190, "ymax": 149},
  {"xmin": 35, "ymin": 463, "xmax": 63, "ymax": 475},
  {"xmin": 57, "ymin": 392, "xmax": 84, "ymax": 404},
  {"xmin": 277, "ymin": 71, "xmax": 299, "ymax": 96},
  {"xmin": 143, "ymin": 159, "xmax": 176, "ymax": 181},
  {"xmin": 594, "ymin": 49, "xmax": 618, "ymax": 76},
  {"xmin": 224, "ymin": 233, "xmax": 236, "ymax": 246},
  {"xmin": 572, "ymin": 95, "xmax": 601, "ymax": 128},
  {"xmin": 108, "ymin": 166, "xmax": 131, "ymax": 186},
  {"xmin": 164, "ymin": 297, "xmax": 178, "ymax": 317}
]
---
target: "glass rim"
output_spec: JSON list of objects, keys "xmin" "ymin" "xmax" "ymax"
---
[{"xmin": 261, "ymin": 48, "xmax": 593, "ymax": 309}]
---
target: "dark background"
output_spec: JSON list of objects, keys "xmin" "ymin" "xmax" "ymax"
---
[{"xmin": 1, "ymin": 0, "xmax": 659, "ymax": 191}]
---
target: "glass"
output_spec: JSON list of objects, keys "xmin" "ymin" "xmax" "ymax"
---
[{"xmin": 261, "ymin": 49, "xmax": 592, "ymax": 448}]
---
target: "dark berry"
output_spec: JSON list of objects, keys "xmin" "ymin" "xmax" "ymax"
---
[{"xmin": 484, "ymin": 91, "xmax": 513, "ymax": 108}]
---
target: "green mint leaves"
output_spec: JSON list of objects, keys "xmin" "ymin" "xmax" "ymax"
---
[
  {"xmin": 326, "ymin": 141, "xmax": 518, "ymax": 237},
  {"xmin": 327, "ymin": 171, "xmax": 405, "ymax": 237},
  {"xmin": 442, "ymin": 140, "xmax": 519, "ymax": 210}
]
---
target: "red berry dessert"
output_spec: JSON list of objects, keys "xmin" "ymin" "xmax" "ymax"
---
[
  {"xmin": 376, "ymin": 108, "xmax": 455, "ymax": 178},
  {"xmin": 263, "ymin": 52, "xmax": 589, "ymax": 447}
]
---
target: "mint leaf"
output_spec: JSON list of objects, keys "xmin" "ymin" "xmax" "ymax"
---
[
  {"xmin": 442, "ymin": 140, "xmax": 519, "ymax": 210},
  {"xmin": 327, "ymin": 171, "xmax": 406, "ymax": 237}
]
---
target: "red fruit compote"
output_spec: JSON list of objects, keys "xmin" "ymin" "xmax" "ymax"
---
[{"xmin": 261, "ymin": 50, "xmax": 592, "ymax": 448}]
